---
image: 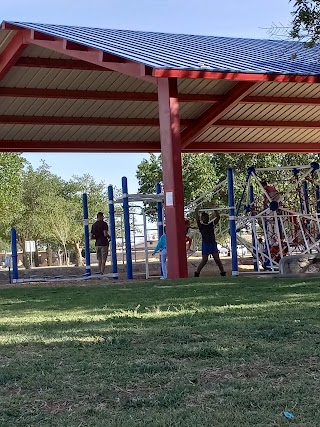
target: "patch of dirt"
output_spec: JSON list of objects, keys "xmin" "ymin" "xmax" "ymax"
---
[
  {"xmin": 200, "ymin": 366, "xmax": 270, "ymax": 383},
  {"xmin": 0, "ymin": 256, "xmax": 254, "ymax": 287}
]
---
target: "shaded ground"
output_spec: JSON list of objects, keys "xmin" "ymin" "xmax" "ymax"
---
[
  {"xmin": 0, "ymin": 276, "xmax": 319, "ymax": 426},
  {"xmin": 0, "ymin": 255, "xmax": 253, "ymax": 284}
]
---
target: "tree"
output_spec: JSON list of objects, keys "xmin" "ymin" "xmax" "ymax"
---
[
  {"xmin": 62, "ymin": 174, "xmax": 109, "ymax": 266},
  {"xmin": 38, "ymin": 194, "xmax": 75, "ymax": 265},
  {"xmin": 211, "ymin": 153, "xmax": 320, "ymax": 218},
  {"xmin": 12, "ymin": 162, "xmax": 66, "ymax": 267},
  {"xmin": 136, "ymin": 153, "xmax": 320, "ymax": 219},
  {"xmin": 290, "ymin": 0, "xmax": 320, "ymax": 46},
  {"xmin": 136, "ymin": 154, "xmax": 217, "ymax": 220},
  {"xmin": 0, "ymin": 153, "xmax": 25, "ymax": 235}
]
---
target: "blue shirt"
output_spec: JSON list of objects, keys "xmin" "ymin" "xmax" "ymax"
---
[{"xmin": 154, "ymin": 234, "xmax": 167, "ymax": 253}]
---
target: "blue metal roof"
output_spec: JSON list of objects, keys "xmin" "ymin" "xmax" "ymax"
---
[{"xmin": 6, "ymin": 21, "xmax": 320, "ymax": 75}]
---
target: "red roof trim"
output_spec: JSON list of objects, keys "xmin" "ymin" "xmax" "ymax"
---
[{"xmin": 153, "ymin": 68, "xmax": 320, "ymax": 83}]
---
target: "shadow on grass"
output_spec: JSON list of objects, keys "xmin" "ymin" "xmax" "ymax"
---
[
  {"xmin": 0, "ymin": 277, "xmax": 319, "ymax": 315},
  {"xmin": 1, "ymin": 277, "xmax": 320, "ymax": 426}
]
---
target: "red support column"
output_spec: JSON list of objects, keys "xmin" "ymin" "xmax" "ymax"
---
[{"xmin": 157, "ymin": 77, "xmax": 188, "ymax": 279}]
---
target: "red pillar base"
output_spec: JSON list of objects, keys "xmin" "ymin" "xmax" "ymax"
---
[{"xmin": 158, "ymin": 78, "xmax": 188, "ymax": 279}]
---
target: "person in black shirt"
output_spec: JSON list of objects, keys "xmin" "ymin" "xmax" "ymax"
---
[
  {"xmin": 194, "ymin": 208, "xmax": 226, "ymax": 277},
  {"xmin": 90, "ymin": 212, "xmax": 110, "ymax": 275}
]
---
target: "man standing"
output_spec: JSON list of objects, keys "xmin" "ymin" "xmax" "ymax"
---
[{"xmin": 90, "ymin": 212, "xmax": 110, "ymax": 275}]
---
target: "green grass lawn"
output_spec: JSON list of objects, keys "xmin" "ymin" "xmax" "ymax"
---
[{"xmin": 0, "ymin": 276, "xmax": 320, "ymax": 426}]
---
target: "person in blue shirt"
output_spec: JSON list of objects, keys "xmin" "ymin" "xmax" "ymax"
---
[
  {"xmin": 194, "ymin": 208, "xmax": 226, "ymax": 277},
  {"xmin": 152, "ymin": 228, "xmax": 167, "ymax": 279}
]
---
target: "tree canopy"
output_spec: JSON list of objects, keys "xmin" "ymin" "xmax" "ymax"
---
[
  {"xmin": 290, "ymin": 0, "xmax": 320, "ymax": 45},
  {"xmin": 0, "ymin": 159, "xmax": 110, "ymax": 267},
  {"xmin": 136, "ymin": 153, "xmax": 320, "ymax": 215},
  {"xmin": 0, "ymin": 153, "xmax": 25, "ymax": 230},
  {"xmin": 136, "ymin": 153, "xmax": 217, "ymax": 219}
]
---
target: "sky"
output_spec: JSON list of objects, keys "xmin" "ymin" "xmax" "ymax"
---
[{"xmin": 1, "ymin": 0, "xmax": 294, "ymax": 192}]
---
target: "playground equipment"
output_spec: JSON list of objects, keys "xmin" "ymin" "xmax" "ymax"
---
[
  {"xmin": 190, "ymin": 162, "xmax": 320, "ymax": 275},
  {"xmin": 9, "ymin": 179, "xmax": 164, "ymax": 284},
  {"xmin": 235, "ymin": 162, "xmax": 320, "ymax": 272},
  {"xmin": 109, "ymin": 176, "xmax": 164, "ymax": 280},
  {"xmin": 10, "ymin": 162, "xmax": 320, "ymax": 283}
]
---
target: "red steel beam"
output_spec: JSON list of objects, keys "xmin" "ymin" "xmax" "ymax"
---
[
  {"xmin": 6, "ymin": 116, "xmax": 319, "ymax": 128},
  {"xmin": 1, "ymin": 140, "xmax": 320, "ymax": 153},
  {"xmin": 154, "ymin": 68, "xmax": 320, "ymax": 83},
  {"xmin": 0, "ymin": 115, "xmax": 191, "ymax": 126},
  {"xmin": 0, "ymin": 87, "xmax": 158, "ymax": 101},
  {"xmin": 0, "ymin": 86, "xmax": 221, "ymax": 103},
  {"xmin": 4, "ymin": 86, "xmax": 320, "ymax": 106},
  {"xmin": 15, "ymin": 57, "xmax": 108, "ymax": 71},
  {"xmin": 0, "ymin": 31, "xmax": 27, "ymax": 80},
  {"xmin": 215, "ymin": 120, "xmax": 320, "ymax": 128},
  {"xmin": 181, "ymin": 81, "xmax": 258, "ymax": 148},
  {"xmin": 6, "ymin": 116, "xmax": 320, "ymax": 129},
  {"xmin": 241, "ymin": 96, "xmax": 320, "ymax": 105}
]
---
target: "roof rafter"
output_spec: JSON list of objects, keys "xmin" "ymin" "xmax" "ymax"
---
[
  {"xmin": 2, "ymin": 87, "xmax": 320, "ymax": 106},
  {"xmin": 181, "ymin": 81, "xmax": 259, "ymax": 148},
  {"xmin": 242, "ymin": 96, "xmax": 320, "ymax": 105},
  {"xmin": 2, "ymin": 115, "xmax": 319, "ymax": 129},
  {"xmin": 215, "ymin": 120, "xmax": 320, "ymax": 128},
  {"xmin": 0, "ymin": 87, "xmax": 221, "ymax": 103},
  {"xmin": 15, "ymin": 57, "xmax": 108, "ymax": 71},
  {"xmin": 1, "ymin": 140, "xmax": 319, "ymax": 153},
  {"xmin": 0, "ymin": 115, "xmax": 191, "ymax": 126}
]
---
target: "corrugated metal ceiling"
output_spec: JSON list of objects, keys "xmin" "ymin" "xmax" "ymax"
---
[
  {"xmin": 0, "ymin": 96, "xmax": 208, "ymax": 120},
  {"xmin": 0, "ymin": 67, "xmax": 157, "ymax": 92},
  {"xmin": 250, "ymin": 81, "xmax": 320, "ymax": 98},
  {"xmin": 222, "ymin": 103, "xmax": 320, "ymax": 121},
  {"xmin": 0, "ymin": 29, "xmax": 14, "ymax": 55},
  {"xmin": 197, "ymin": 127, "xmax": 320, "ymax": 143},
  {"xmin": 0, "ymin": 124, "xmax": 160, "ymax": 141}
]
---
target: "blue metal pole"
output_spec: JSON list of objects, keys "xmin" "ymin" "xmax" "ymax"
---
[
  {"xmin": 122, "ymin": 177, "xmax": 133, "ymax": 280},
  {"xmin": 227, "ymin": 168, "xmax": 239, "ymax": 276},
  {"xmin": 236, "ymin": 172, "xmax": 251, "ymax": 217},
  {"xmin": 11, "ymin": 228, "xmax": 18, "ymax": 283},
  {"xmin": 249, "ymin": 184, "xmax": 258, "ymax": 272},
  {"xmin": 108, "ymin": 185, "xmax": 118, "ymax": 279},
  {"xmin": 82, "ymin": 193, "xmax": 91, "ymax": 276}
]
